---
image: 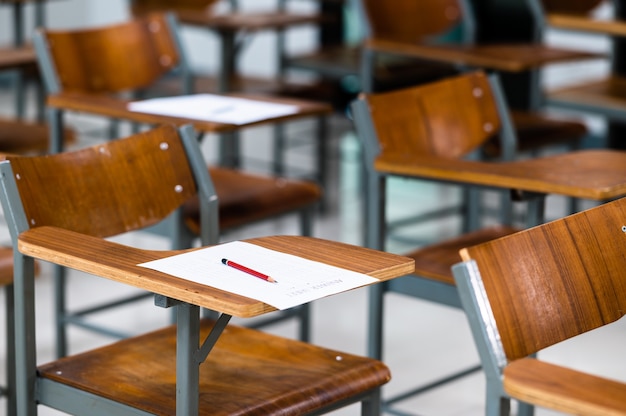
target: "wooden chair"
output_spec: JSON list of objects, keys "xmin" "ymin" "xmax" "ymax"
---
[
  {"xmin": 277, "ymin": 0, "xmax": 461, "ymax": 111},
  {"xmin": 353, "ymin": 70, "xmax": 626, "ymax": 414},
  {"xmin": 128, "ymin": 0, "xmax": 330, "ymax": 190},
  {"xmin": 33, "ymin": 12, "xmax": 325, "ymax": 356},
  {"xmin": 360, "ymin": 0, "xmax": 591, "ymax": 157},
  {"xmin": 539, "ymin": 0, "xmax": 626, "ymax": 149},
  {"xmin": 0, "ymin": 123, "xmax": 414, "ymax": 415},
  {"xmin": 452, "ymin": 196, "xmax": 626, "ymax": 416},
  {"xmin": 351, "ymin": 70, "xmax": 522, "ymax": 413}
]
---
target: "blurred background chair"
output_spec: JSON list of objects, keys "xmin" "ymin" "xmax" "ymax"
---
[
  {"xmin": 540, "ymin": 0, "xmax": 626, "ymax": 150},
  {"xmin": 453, "ymin": 196, "xmax": 626, "ymax": 416},
  {"xmin": 359, "ymin": 0, "xmax": 594, "ymax": 240},
  {"xmin": 128, "ymin": 0, "xmax": 332, "ymax": 193},
  {"xmin": 34, "ymin": 12, "xmax": 324, "ymax": 356}
]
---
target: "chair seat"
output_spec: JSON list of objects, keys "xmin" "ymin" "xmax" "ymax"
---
[
  {"xmin": 183, "ymin": 167, "xmax": 321, "ymax": 232},
  {"xmin": 504, "ymin": 358, "xmax": 626, "ymax": 415},
  {"xmin": 0, "ymin": 118, "xmax": 76, "ymax": 154},
  {"xmin": 0, "ymin": 45, "xmax": 38, "ymax": 71},
  {"xmin": 406, "ymin": 226, "xmax": 520, "ymax": 284},
  {"xmin": 483, "ymin": 111, "xmax": 588, "ymax": 158},
  {"xmin": 38, "ymin": 318, "xmax": 391, "ymax": 415}
]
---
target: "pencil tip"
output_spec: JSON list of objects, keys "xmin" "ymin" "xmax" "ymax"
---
[{"xmin": 221, "ymin": 258, "xmax": 227, "ymax": 265}]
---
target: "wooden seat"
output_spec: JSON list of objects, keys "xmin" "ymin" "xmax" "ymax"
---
[
  {"xmin": 353, "ymin": 70, "xmax": 626, "ymax": 414},
  {"xmin": 33, "ymin": 12, "xmax": 328, "ymax": 356},
  {"xmin": 38, "ymin": 318, "xmax": 388, "ymax": 415},
  {"xmin": 184, "ymin": 167, "xmax": 321, "ymax": 232},
  {"xmin": 0, "ymin": 123, "xmax": 414, "ymax": 415},
  {"xmin": 452, "ymin": 196, "xmax": 626, "ymax": 416},
  {"xmin": 0, "ymin": 117, "xmax": 76, "ymax": 154}
]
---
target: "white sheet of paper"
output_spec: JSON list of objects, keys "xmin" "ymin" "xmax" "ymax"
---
[
  {"xmin": 138, "ymin": 241, "xmax": 377, "ymax": 310},
  {"xmin": 127, "ymin": 94, "xmax": 299, "ymax": 125}
]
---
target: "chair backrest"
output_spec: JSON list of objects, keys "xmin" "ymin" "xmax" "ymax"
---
[
  {"xmin": 361, "ymin": 0, "xmax": 464, "ymax": 43},
  {"xmin": 453, "ymin": 197, "xmax": 626, "ymax": 368},
  {"xmin": 34, "ymin": 13, "xmax": 186, "ymax": 95},
  {"xmin": 0, "ymin": 124, "xmax": 218, "ymax": 245},
  {"xmin": 130, "ymin": 0, "xmax": 219, "ymax": 17},
  {"xmin": 352, "ymin": 71, "xmax": 514, "ymax": 166}
]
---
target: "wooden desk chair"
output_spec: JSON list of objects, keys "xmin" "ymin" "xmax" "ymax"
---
[
  {"xmin": 359, "ymin": 0, "xmax": 592, "ymax": 238},
  {"xmin": 351, "ymin": 70, "xmax": 523, "ymax": 413},
  {"xmin": 539, "ymin": 0, "xmax": 626, "ymax": 149},
  {"xmin": 277, "ymin": 0, "xmax": 461, "ymax": 112},
  {"xmin": 33, "ymin": 12, "xmax": 325, "ymax": 356},
  {"xmin": 0, "ymin": 123, "xmax": 414, "ymax": 415},
  {"xmin": 452, "ymin": 196, "xmax": 626, "ymax": 416},
  {"xmin": 361, "ymin": 0, "xmax": 591, "ymax": 157},
  {"xmin": 353, "ymin": 70, "xmax": 626, "ymax": 415},
  {"xmin": 129, "ymin": 1, "xmax": 330, "ymax": 190}
]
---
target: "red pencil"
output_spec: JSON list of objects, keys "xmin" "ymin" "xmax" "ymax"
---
[{"xmin": 221, "ymin": 258, "xmax": 278, "ymax": 283}]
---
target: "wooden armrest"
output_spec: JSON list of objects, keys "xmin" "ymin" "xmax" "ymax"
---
[
  {"xmin": 547, "ymin": 76, "xmax": 626, "ymax": 117},
  {"xmin": 374, "ymin": 150, "xmax": 626, "ymax": 200},
  {"xmin": 504, "ymin": 358, "xmax": 626, "ymax": 415},
  {"xmin": 47, "ymin": 92, "xmax": 331, "ymax": 134},
  {"xmin": 364, "ymin": 38, "xmax": 603, "ymax": 73},
  {"xmin": 178, "ymin": 11, "xmax": 323, "ymax": 31},
  {"xmin": 548, "ymin": 14, "xmax": 626, "ymax": 37},
  {"xmin": 17, "ymin": 226, "xmax": 414, "ymax": 317}
]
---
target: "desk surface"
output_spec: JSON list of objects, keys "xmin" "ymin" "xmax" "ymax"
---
[
  {"xmin": 47, "ymin": 92, "xmax": 331, "ymax": 134},
  {"xmin": 177, "ymin": 11, "xmax": 322, "ymax": 32},
  {"xmin": 375, "ymin": 149, "xmax": 626, "ymax": 201},
  {"xmin": 18, "ymin": 227, "xmax": 415, "ymax": 317},
  {"xmin": 365, "ymin": 38, "xmax": 603, "ymax": 73},
  {"xmin": 548, "ymin": 13, "xmax": 626, "ymax": 37}
]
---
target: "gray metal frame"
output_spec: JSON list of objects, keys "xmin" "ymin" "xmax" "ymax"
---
[
  {"xmin": 351, "ymin": 72, "xmax": 544, "ymax": 414},
  {"xmin": 452, "ymin": 260, "xmax": 512, "ymax": 416}
]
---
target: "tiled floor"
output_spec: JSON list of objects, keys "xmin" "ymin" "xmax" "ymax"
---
[{"xmin": 1, "ymin": 93, "xmax": 626, "ymax": 416}]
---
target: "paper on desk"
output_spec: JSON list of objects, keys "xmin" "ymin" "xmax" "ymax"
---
[
  {"xmin": 127, "ymin": 94, "xmax": 299, "ymax": 125},
  {"xmin": 138, "ymin": 241, "xmax": 377, "ymax": 310}
]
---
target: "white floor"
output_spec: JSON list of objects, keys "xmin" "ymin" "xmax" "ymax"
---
[{"xmin": 0, "ymin": 98, "xmax": 625, "ymax": 416}]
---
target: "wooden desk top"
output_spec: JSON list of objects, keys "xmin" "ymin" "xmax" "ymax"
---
[
  {"xmin": 47, "ymin": 92, "xmax": 331, "ymax": 134},
  {"xmin": 0, "ymin": 45, "xmax": 37, "ymax": 70},
  {"xmin": 548, "ymin": 13, "xmax": 626, "ymax": 37},
  {"xmin": 375, "ymin": 149, "xmax": 626, "ymax": 200},
  {"xmin": 18, "ymin": 227, "xmax": 415, "ymax": 317},
  {"xmin": 365, "ymin": 38, "xmax": 604, "ymax": 73},
  {"xmin": 177, "ymin": 11, "xmax": 322, "ymax": 32},
  {"xmin": 548, "ymin": 75, "xmax": 626, "ymax": 119}
]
